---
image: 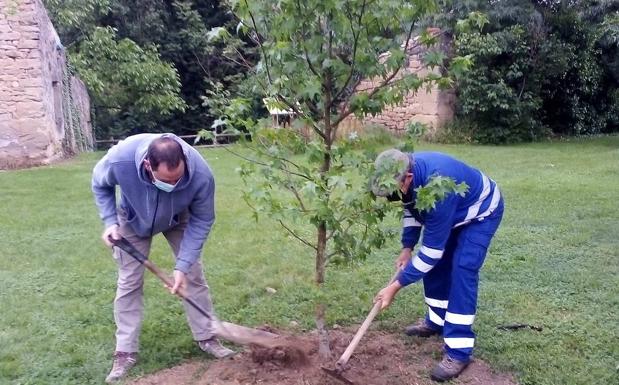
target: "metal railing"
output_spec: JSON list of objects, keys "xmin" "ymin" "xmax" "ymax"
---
[{"xmin": 94, "ymin": 132, "xmax": 247, "ymax": 150}]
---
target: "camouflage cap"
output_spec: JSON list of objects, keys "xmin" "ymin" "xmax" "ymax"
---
[{"xmin": 370, "ymin": 149, "xmax": 411, "ymax": 197}]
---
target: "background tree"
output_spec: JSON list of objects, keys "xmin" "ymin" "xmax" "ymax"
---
[
  {"xmin": 43, "ymin": 0, "xmax": 617, "ymax": 142},
  {"xmin": 436, "ymin": 0, "xmax": 617, "ymax": 143},
  {"xmin": 205, "ymin": 0, "xmax": 471, "ymax": 357},
  {"xmin": 70, "ymin": 26, "xmax": 186, "ymax": 138},
  {"xmin": 44, "ymin": 0, "xmax": 250, "ymax": 140}
]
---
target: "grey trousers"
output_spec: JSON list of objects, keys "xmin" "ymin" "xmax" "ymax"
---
[{"xmin": 113, "ymin": 210, "xmax": 216, "ymax": 353}]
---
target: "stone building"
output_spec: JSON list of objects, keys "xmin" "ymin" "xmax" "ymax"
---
[
  {"xmin": 0, "ymin": 0, "xmax": 93, "ymax": 169},
  {"xmin": 339, "ymin": 29, "xmax": 455, "ymax": 139}
]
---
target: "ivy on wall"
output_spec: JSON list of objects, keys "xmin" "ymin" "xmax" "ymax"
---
[{"xmin": 60, "ymin": 60, "xmax": 93, "ymax": 154}]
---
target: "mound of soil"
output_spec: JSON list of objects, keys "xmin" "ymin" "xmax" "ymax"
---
[{"xmin": 129, "ymin": 328, "xmax": 516, "ymax": 385}]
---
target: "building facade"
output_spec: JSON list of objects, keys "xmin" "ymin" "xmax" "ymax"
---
[{"xmin": 0, "ymin": 0, "xmax": 92, "ymax": 169}]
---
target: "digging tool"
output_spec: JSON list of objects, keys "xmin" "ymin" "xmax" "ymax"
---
[
  {"xmin": 321, "ymin": 270, "xmax": 400, "ymax": 384},
  {"xmin": 111, "ymin": 237, "xmax": 285, "ymax": 349}
]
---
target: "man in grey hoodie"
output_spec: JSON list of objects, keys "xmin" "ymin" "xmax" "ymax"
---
[{"xmin": 92, "ymin": 133, "xmax": 234, "ymax": 384}]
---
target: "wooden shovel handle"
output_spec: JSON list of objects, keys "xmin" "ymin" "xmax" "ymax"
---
[
  {"xmin": 141, "ymin": 259, "xmax": 190, "ymax": 299},
  {"xmin": 112, "ymin": 237, "xmax": 205, "ymax": 318},
  {"xmin": 335, "ymin": 270, "xmax": 401, "ymax": 368},
  {"xmin": 336, "ymin": 300, "xmax": 382, "ymax": 366}
]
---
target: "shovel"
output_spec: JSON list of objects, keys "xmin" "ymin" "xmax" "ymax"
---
[
  {"xmin": 111, "ymin": 237, "xmax": 287, "ymax": 349},
  {"xmin": 321, "ymin": 270, "xmax": 400, "ymax": 384}
]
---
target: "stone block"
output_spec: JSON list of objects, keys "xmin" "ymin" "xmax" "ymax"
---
[
  {"xmin": 19, "ymin": 32, "xmax": 39, "ymax": 40},
  {"xmin": 8, "ymin": 12, "xmax": 35, "ymax": 22},
  {"xmin": 0, "ymin": 32, "xmax": 20, "ymax": 40},
  {"xmin": 19, "ymin": 39, "xmax": 38, "ymax": 49},
  {"xmin": 12, "ymin": 117, "xmax": 49, "ymax": 136},
  {"xmin": 17, "ymin": 58, "xmax": 39, "ymax": 69},
  {"xmin": 19, "ymin": 78, "xmax": 41, "ymax": 87},
  {"xmin": 17, "ymin": 25, "xmax": 38, "ymax": 32},
  {"xmin": 0, "ymin": 92, "xmax": 16, "ymax": 101},
  {"xmin": 15, "ymin": 100, "xmax": 44, "ymax": 117},
  {"xmin": 4, "ymin": 50, "xmax": 25, "ymax": 58},
  {"xmin": 0, "ymin": 104, "xmax": 15, "ymax": 114},
  {"xmin": 411, "ymin": 115, "xmax": 437, "ymax": 127},
  {"xmin": 20, "ymin": 87, "xmax": 42, "ymax": 100}
]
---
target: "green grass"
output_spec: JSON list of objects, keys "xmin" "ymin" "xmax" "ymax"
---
[{"xmin": 1, "ymin": 136, "xmax": 618, "ymax": 384}]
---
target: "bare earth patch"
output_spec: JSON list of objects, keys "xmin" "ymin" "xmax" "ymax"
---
[{"xmin": 129, "ymin": 328, "xmax": 516, "ymax": 385}]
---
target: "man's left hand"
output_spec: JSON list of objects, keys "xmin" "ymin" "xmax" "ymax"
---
[
  {"xmin": 374, "ymin": 281, "xmax": 403, "ymax": 310},
  {"xmin": 170, "ymin": 270, "xmax": 187, "ymax": 295}
]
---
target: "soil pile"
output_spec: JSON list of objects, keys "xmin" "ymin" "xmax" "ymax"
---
[{"xmin": 129, "ymin": 328, "xmax": 516, "ymax": 385}]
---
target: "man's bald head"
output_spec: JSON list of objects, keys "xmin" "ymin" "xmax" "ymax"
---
[{"xmin": 146, "ymin": 136, "xmax": 185, "ymax": 171}]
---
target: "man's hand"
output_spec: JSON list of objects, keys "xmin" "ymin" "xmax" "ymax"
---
[
  {"xmin": 395, "ymin": 248, "xmax": 412, "ymax": 269},
  {"xmin": 169, "ymin": 270, "xmax": 187, "ymax": 295},
  {"xmin": 102, "ymin": 224, "xmax": 120, "ymax": 247},
  {"xmin": 374, "ymin": 281, "xmax": 403, "ymax": 310}
]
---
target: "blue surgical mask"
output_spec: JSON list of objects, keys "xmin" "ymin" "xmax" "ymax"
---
[{"xmin": 152, "ymin": 175, "xmax": 179, "ymax": 193}]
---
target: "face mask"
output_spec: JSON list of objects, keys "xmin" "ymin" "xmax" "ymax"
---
[
  {"xmin": 386, "ymin": 191, "xmax": 401, "ymax": 202},
  {"xmin": 152, "ymin": 175, "xmax": 180, "ymax": 193}
]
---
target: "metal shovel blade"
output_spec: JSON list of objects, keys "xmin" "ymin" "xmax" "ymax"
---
[
  {"xmin": 321, "ymin": 365, "xmax": 355, "ymax": 385},
  {"xmin": 215, "ymin": 321, "xmax": 281, "ymax": 347}
]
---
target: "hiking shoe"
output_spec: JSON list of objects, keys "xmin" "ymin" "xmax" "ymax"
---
[
  {"xmin": 404, "ymin": 318, "xmax": 441, "ymax": 337},
  {"xmin": 198, "ymin": 338, "xmax": 235, "ymax": 358},
  {"xmin": 105, "ymin": 351, "xmax": 138, "ymax": 384},
  {"xmin": 430, "ymin": 355, "xmax": 470, "ymax": 382}
]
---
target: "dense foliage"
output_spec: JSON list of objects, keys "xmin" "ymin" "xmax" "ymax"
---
[
  {"xmin": 44, "ymin": 0, "xmax": 249, "ymax": 140},
  {"xmin": 443, "ymin": 0, "xmax": 618, "ymax": 143},
  {"xmin": 43, "ymin": 1, "xmax": 617, "ymax": 143}
]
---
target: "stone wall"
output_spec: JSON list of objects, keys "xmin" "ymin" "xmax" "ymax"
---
[
  {"xmin": 0, "ymin": 0, "xmax": 93, "ymax": 169},
  {"xmin": 340, "ymin": 30, "xmax": 455, "ymax": 139}
]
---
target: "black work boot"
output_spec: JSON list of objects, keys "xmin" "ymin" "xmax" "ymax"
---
[
  {"xmin": 430, "ymin": 354, "xmax": 470, "ymax": 382},
  {"xmin": 404, "ymin": 318, "xmax": 441, "ymax": 337}
]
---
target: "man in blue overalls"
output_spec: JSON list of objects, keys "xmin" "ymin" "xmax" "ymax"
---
[{"xmin": 372, "ymin": 149, "xmax": 504, "ymax": 382}]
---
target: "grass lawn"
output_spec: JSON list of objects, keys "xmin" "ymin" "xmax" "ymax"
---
[{"xmin": 0, "ymin": 136, "xmax": 617, "ymax": 385}]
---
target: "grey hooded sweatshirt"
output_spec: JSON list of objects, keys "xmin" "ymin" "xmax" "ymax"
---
[{"xmin": 92, "ymin": 133, "xmax": 215, "ymax": 273}]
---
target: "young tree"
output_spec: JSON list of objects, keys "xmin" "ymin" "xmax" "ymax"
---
[{"xmin": 204, "ymin": 0, "xmax": 470, "ymax": 357}]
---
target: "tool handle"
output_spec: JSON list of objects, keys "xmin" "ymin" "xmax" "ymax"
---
[
  {"xmin": 335, "ymin": 270, "xmax": 401, "ymax": 367},
  {"xmin": 336, "ymin": 300, "xmax": 382, "ymax": 366},
  {"xmin": 141, "ymin": 259, "xmax": 189, "ymax": 299},
  {"xmin": 112, "ymin": 237, "xmax": 211, "ymax": 320}
]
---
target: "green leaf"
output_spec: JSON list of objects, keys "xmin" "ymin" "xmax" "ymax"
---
[{"xmin": 414, "ymin": 175, "xmax": 469, "ymax": 212}]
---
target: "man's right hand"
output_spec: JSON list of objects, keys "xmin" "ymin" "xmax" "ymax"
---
[
  {"xmin": 395, "ymin": 248, "xmax": 412, "ymax": 269},
  {"xmin": 102, "ymin": 224, "xmax": 121, "ymax": 247}
]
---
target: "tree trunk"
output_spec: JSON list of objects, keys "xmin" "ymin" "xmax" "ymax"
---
[
  {"xmin": 315, "ymin": 221, "xmax": 331, "ymax": 358},
  {"xmin": 315, "ymin": 51, "xmax": 334, "ymax": 358}
]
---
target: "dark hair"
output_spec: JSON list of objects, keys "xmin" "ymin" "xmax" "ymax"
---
[{"xmin": 146, "ymin": 137, "xmax": 185, "ymax": 170}]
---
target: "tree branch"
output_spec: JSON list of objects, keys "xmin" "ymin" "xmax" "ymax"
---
[
  {"xmin": 222, "ymin": 145, "xmax": 313, "ymax": 181},
  {"xmin": 329, "ymin": 0, "xmax": 365, "ymax": 110},
  {"xmin": 278, "ymin": 220, "xmax": 317, "ymax": 251},
  {"xmin": 332, "ymin": 22, "xmax": 421, "ymax": 127},
  {"xmin": 244, "ymin": 1, "xmax": 273, "ymax": 85},
  {"xmin": 275, "ymin": 95, "xmax": 327, "ymax": 140},
  {"xmin": 295, "ymin": 0, "xmax": 321, "ymax": 79},
  {"xmin": 285, "ymin": 183, "xmax": 308, "ymax": 212}
]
